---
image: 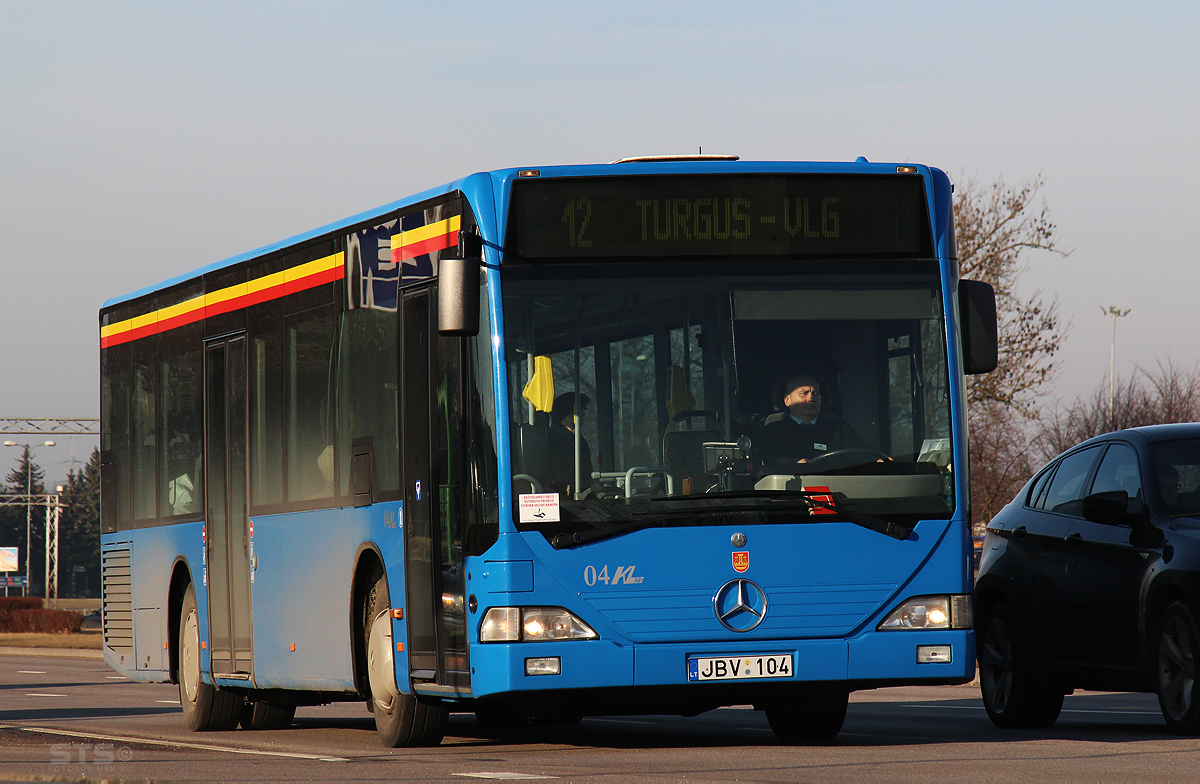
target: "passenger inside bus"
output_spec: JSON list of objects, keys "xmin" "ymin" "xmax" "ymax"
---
[{"xmin": 545, "ymin": 392, "xmax": 593, "ymax": 496}]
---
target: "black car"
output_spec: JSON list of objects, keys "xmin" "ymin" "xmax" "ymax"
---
[{"xmin": 975, "ymin": 423, "xmax": 1200, "ymax": 734}]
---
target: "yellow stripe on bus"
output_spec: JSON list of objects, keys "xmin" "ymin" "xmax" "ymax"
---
[
  {"xmin": 390, "ymin": 215, "xmax": 461, "ymax": 249},
  {"xmin": 285, "ymin": 252, "xmax": 343, "ymax": 284},
  {"xmin": 101, "ymin": 251, "xmax": 344, "ymax": 339}
]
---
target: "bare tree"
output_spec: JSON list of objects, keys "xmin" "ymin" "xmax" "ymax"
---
[
  {"xmin": 968, "ymin": 400, "xmax": 1037, "ymax": 527},
  {"xmin": 955, "ymin": 175, "xmax": 1072, "ymax": 531},
  {"xmin": 957, "ymin": 175, "xmax": 1072, "ymax": 414},
  {"xmin": 1038, "ymin": 356, "xmax": 1200, "ymax": 460}
]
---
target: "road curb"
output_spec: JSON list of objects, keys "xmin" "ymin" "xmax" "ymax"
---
[{"xmin": 0, "ymin": 646, "xmax": 104, "ymax": 660}]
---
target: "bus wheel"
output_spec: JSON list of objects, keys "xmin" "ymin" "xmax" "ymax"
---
[
  {"xmin": 364, "ymin": 569, "xmax": 448, "ymax": 747},
  {"xmin": 978, "ymin": 604, "xmax": 1063, "ymax": 728},
  {"xmin": 178, "ymin": 583, "xmax": 242, "ymax": 731},
  {"xmin": 240, "ymin": 700, "xmax": 296, "ymax": 730},
  {"xmin": 1155, "ymin": 601, "xmax": 1200, "ymax": 734},
  {"xmin": 764, "ymin": 691, "xmax": 848, "ymax": 742}
]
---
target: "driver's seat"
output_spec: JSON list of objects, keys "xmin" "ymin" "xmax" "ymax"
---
[{"xmin": 662, "ymin": 410, "xmax": 722, "ymax": 493}]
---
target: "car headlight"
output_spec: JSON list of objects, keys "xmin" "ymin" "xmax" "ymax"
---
[
  {"xmin": 878, "ymin": 595, "xmax": 972, "ymax": 630},
  {"xmin": 479, "ymin": 606, "xmax": 598, "ymax": 642}
]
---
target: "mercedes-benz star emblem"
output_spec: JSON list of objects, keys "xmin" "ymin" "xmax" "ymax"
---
[
  {"xmin": 713, "ymin": 578, "xmax": 768, "ymax": 632},
  {"xmin": 731, "ymin": 532, "xmax": 747, "ymax": 548}
]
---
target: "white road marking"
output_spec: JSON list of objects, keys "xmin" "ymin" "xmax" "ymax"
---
[
  {"xmin": 17, "ymin": 670, "xmax": 47, "ymax": 674},
  {"xmin": 0, "ymin": 724, "xmax": 349, "ymax": 762},
  {"xmin": 453, "ymin": 775, "xmax": 558, "ymax": 781},
  {"xmin": 156, "ymin": 700, "xmax": 181, "ymax": 704},
  {"xmin": 106, "ymin": 676, "xmax": 126, "ymax": 679},
  {"xmin": 25, "ymin": 693, "xmax": 67, "ymax": 697},
  {"xmin": 903, "ymin": 703, "xmax": 1160, "ymax": 716}
]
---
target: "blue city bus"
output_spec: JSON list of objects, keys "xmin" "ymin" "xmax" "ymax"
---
[{"xmin": 100, "ymin": 156, "xmax": 997, "ymax": 745}]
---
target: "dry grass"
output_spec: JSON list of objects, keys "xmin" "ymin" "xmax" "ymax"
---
[{"xmin": 0, "ymin": 632, "xmax": 103, "ymax": 649}]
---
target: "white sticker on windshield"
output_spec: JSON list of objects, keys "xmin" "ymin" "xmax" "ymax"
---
[{"xmin": 519, "ymin": 493, "xmax": 561, "ymax": 523}]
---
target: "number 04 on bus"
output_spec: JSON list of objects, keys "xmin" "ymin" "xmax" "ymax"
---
[{"xmin": 99, "ymin": 156, "xmax": 997, "ymax": 745}]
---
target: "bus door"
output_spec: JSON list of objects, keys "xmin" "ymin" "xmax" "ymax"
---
[
  {"xmin": 204, "ymin": 334, "xmax": 254, "ymax": 680},
  {"xmin": 401, "ymin": 288, "xmax": 470, "ymax": 694}
]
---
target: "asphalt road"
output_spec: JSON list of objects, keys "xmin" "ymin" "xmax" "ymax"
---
[{"xmin": 1, "ymin": 651, "xmax": 1196, "ymax": 782}]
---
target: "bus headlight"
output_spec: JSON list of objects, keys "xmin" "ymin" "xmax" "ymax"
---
[
  {"xmin": 877, "ymin": 595, "xmax": 973, "ymax": 630},
  {"xmin": 480, "ymin": 606, "xmax": 598, "ymax": 642}
]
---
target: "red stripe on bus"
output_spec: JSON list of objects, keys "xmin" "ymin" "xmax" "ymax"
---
[
  {"xmin": 284, "ymin": 264, "xmax": 343, "ymax": 296},
  {"xmin": 99, "ymin": 265, "xmax": 345, "ymax": 348},
  {"xmin": 391, "ymin": 229, "xmax": 459, "ymax": 263},
  {"xmin": 155, "ymin": 308, "xmax": 206, "ymax": 336}
]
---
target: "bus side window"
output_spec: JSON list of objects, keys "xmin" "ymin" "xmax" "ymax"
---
[
  {"xmin": 131, "ymin": 336, "xmax": 158, "ymax": 522},
  {"xmin": 101, "ymin": 336, "xmax": 132, "ymax": 532},
  {"xmin": 287, "ymin": 306, "xmax": 338, "ymax": 503},
  {"xmin": 337, "ymin": 306, "xmax": 400, "ymax": 499},
  {"xmin": 249, "ymin": 302, "xmax": 284, "ymax": 508},
  {"xmin": 160, "ymin": 322, "xmax": 204, "ymax": 517}
]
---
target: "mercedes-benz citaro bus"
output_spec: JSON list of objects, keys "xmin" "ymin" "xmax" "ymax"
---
[{"xmin": 99, "ymin": 156, "xmax": 997, "ymax": 746}]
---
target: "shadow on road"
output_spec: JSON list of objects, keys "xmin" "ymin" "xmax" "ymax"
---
[{"xmin": 0, "ymin": 707, "xmax": 181, "ymax": 722}]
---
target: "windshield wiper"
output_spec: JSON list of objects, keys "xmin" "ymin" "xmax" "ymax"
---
[
  {"xmin": 654, "ymin": 490, "xmax": 913, "ymax": 540},
  {"xmin": 550, "ymin": 492, "xmax": 912, "ymax": 549},
  {"xmin": 551, "ymin": 518, "xmax": 672, "ymax": 549}
]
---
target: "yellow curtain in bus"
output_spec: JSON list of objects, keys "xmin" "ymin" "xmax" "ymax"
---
[
  {"xmin": 522, "ymin": 355, "xmax": 555, "ymax": 413},
  {"xmin": 666, "ymin": 365, "xmax": 695, "ymax": 419}
]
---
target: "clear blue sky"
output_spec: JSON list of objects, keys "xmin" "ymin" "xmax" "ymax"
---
[{"xmin": 2, "ymin": 1, "xmax": 1197, "ymax": 480}]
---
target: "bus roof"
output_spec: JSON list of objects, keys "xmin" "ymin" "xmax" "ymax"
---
[{"xmin": 102, "ymin": 158, "xmax": 945, "ymax": 311}]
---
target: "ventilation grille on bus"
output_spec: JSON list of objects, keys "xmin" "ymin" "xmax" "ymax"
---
[{"xmin": 102, "ymin": 547, "xmax": 133, "ymax": 654}]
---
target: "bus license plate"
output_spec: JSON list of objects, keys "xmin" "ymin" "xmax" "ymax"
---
[{"xmin": 687, "ymin": 654, "xmax": 793, "ymax": 682}]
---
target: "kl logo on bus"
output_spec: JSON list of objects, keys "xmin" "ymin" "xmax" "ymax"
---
[{"xmin": 733, "ymin": 552, "xmax": 749, "ymax": 572}]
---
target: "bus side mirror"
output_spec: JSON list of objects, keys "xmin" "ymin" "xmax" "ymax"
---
[
  {"xmin": 437, "ymin": 256, "xmax": 481, "ymax": 336},
  {"xmin": 959, "ymin": 279, "xmax": 997, "ymax": 375}
]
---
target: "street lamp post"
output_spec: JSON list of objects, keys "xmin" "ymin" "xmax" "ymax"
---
[
  {"xmin": 1102, "ymin": 307, "xmax": 1132, "ymax": 429},
  {"xmin": 3, "ymin": 440, "xmax": 55, "ymax": 597}
]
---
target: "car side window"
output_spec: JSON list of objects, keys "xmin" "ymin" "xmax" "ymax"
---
[
  {"xmin": 1040, "ymin": 446, "xmax": 1101, "ymax": 516},
  {"xmin": 1027, "ymin": 465, "xmax": 1055, "ymax": 509},
  {"xmin": 1090, "ymin": 443, "xmax": 1142, "ymax": 503}
]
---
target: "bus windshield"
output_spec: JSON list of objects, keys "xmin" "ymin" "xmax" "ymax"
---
[{"xmin": 503, "ymin": 261, "xmax": 953, "ymax": 540}]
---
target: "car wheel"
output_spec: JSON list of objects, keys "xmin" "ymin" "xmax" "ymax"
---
[
  {"xmin": 764, "ymin": 691, "xmax": 849, "ymax": 742},
  {"xmin": 978, "ymin": 604, "xmax": 1063, "ymax": 728},
  {"xmin": 1155, "ymin": 601, "xmax": 1200, "ymax": 735}
]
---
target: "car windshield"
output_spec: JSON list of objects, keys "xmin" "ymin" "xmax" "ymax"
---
[
  {"xmin": 502, "ymin": 261, "xmax": 954, "ymax": 541},
  {"xmin": 1152, "ymin": 438, "xmax": 1200, "ymax": 517}
]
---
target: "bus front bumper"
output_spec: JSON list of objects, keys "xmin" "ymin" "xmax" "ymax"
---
[{"xmin": 468, "ymin": 629, "xmax": 975, "ymax": 699}]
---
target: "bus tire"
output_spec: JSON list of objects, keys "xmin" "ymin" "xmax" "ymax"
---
[
  {"xmin": 978, "ymin": 604, "xmax": 1063, "ymax": 728},
  {"xmin": 764, "ymin": 690, "xmax": 848, "ymax": 742},
  {"xmin": 1155, "ymin": 601, "xmax": 1200, "ymax": 735},
  {"xmin": 364, "ymin": 569, "xmax": 448, "ymax": 747},
  {"xmin": 178, "ymin": 583, "xmax": 242, "ymax": 731},
  {"xmin": 240, "ymin": 699, "xmax": 296, "ymax": 730}
]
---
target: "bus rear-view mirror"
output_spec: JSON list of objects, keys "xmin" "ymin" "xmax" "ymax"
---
[
  {"xmin": 438, "ymin": 256, "xmax": 481, "ymax": 336},
  {"xmin": 958, "ymin": 278, "xmax": 997, "ymax": 375}
]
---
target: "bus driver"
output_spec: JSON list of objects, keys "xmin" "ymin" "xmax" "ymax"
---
[{"xmin": 755, "ymin": 373, "xmax": 870, "ymax": 465}]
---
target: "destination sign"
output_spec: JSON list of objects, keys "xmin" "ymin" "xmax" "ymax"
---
[{"xmin": 507, "ymin": 174, "xmax": 932, "ymax": 260}]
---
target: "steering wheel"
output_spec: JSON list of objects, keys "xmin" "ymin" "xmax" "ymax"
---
[{"xmin": 800, "ymin": 448, "xmax": 891, "ymax": 472}]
